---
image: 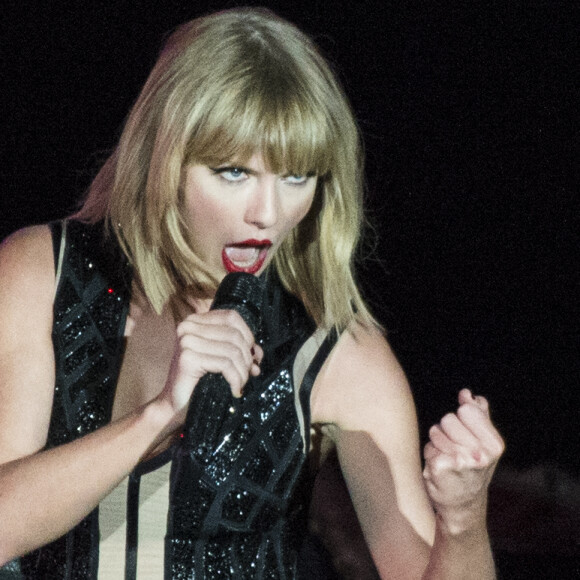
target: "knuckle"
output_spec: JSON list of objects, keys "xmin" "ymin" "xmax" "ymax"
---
[
  {"xmin": 174, "ymin": 341, "xmax": 191, "ymax": 360},
  {"xmin": 471, "ymin": 449, "xmax": 492, "ymax": 470},
  {"xmin": 222, "ymin": 309, "xmax": 243, "ymax": 326},
  {"xmin": 222, "ymin": 356, "xmax": 237, "ymax": 374},
  {"xmin": 176, "ymin": 320, "xmax": 191, "ymax": 336},
  {"xmin": 478, "ymin": 452, "xmax": 495, "ymax": 469},
  {"xmin": 429, "ymin": 458, "xmax": 446, "ymax": 477},
  {"xmin": 429, "ymin": 424, "xmax": 440, "ymax": 438},
  {"xmin": 176, "ymin": 350, "xmax": 197, "ymax": 374},
  {"xmin": 457, "ymin": 402, "xmax": 481, "ymax": 422},
  {"xmin": 177, "ymin": 334, "xmax": 199, "ymax": 354},
  {"xmin": 231, "ymin": 344, "xmax": 250, "ymax": 367},
  {"xmin": 471, "ymin": 449, "xmax": 497, "ymax": 472},
  {"xmin": 440, "ymin": 413, "xmax": 457, "ymax": 430},
  {"xmin": 477, "ymin": 396, "xmax": 490, "ymax": 411},
  {"xmin": 491, "ymin": 435, "xmax": 506, "ymax": 456},
  {"xmin": 226, "ymin": 322, "xmax": 251, "ymax": 344},
  {"xmin": 453, "ymin": 453, "xmax": 470, "ymax": 471}
]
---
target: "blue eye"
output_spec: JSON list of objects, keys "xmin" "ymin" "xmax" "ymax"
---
[
  {"xmin": 211, "ymin": 167, "xmax": 248, "ymax": 182},
  {"xmin": 283, "ymin": 174, "xmax": 311, "ymax": 185}
]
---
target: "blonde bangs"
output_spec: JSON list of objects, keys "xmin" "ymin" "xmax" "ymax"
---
[{"xmin": 185, "ymin": 68, "xmax": 335, "ymax": 178}]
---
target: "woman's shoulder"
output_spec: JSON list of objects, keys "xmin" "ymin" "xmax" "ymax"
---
[
  {"xmin": 0, "ymin": 224, "xmax": 55, "ymax": 330},
  {"xmin": 311, "ymin": 321, "xmax": 415, "ymax": 431},
  {"xmin": 0, "ymin": 224, "xmax": 55, "ymax": 368},
  {"xmin": 0, "ymin": 224, "xmax": 55, "ymax": 291},
  {"xmin": 1, "ymin": 222, "xmax": 53, "ymax": 247}
]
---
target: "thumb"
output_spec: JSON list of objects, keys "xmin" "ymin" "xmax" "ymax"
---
[{"xmin": 458, "ymin": 388, "xmax": 491, "ymax": 417}]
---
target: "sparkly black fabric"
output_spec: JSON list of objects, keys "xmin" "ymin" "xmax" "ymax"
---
[
  {"xmin": 18, "ymin": 220, "xmax": 333, "ymax": 579},
  {"xmin": 20, "ymin": 220, "xmax": 131, "ymax": 579},
  {"xmin": 166, "ymin": 270, "xmax": 316, "ymax": 579}
]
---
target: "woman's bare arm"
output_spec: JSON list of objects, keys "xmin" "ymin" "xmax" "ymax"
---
[
  {"xmin": 0, "ymin": 226, "xmax": 179, "ymax": 563},
  {"xmin": 311, "ymin": 323, "xmax": 503, "ymax": 579},
  {"xmin": 0, "ymin": 226, "xmax": 261, "ymax": 564}
]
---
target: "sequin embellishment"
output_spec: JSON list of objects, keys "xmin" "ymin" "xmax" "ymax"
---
[
  {"xmin": 20, "ymin": 220, "xmax": 131, "ymax": 579},
  {"xmin": 166, "ymin": 276, "xmax": 316, "ymax": 579}
]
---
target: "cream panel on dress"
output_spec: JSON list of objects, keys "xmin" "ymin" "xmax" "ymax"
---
[
  {"xmin": 97, "ymin": 327, "xmax": 326, "ymax": 578},
  {"xmin": 98, "ymin": 462, "xmax": 171, "ymax": 579}
]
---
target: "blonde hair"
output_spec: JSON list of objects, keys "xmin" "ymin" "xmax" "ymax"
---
[{"xmin": 76, "ymin": 7, "xmax": 376, "ymax": 331}]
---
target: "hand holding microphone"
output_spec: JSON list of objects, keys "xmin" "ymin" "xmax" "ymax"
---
[{"xmin": 171, "ymin": 273, "xmax": 264, "ymax": 449}]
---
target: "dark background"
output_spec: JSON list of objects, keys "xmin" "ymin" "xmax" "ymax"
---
[{"xmin": 1, "ymin": 0, "xmax": 578, "ymax": 577}]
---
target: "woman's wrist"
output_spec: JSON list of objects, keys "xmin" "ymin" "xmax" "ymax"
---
[
  {"xmin": 137, "ymin": 398, "xmax": 183, "ymax": 460},
  {"xmin": 433, "ymin": 497, "xmax": 489, "ymax": 537}
]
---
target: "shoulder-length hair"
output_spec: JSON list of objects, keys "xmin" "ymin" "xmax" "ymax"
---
[{"xmin": 76, "ymin": 7, "xmax": 376, "ymax": 331}]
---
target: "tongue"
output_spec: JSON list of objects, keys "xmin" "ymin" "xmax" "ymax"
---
[{"xmin": 225, "ymin": 246, "xmax": 259, "ymax": 265}]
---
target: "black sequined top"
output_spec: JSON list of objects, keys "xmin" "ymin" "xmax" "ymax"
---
[{"xmin": 17, "ymin": 220, "xmax": 337, "ymax": 579}]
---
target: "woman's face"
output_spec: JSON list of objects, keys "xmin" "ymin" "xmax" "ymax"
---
[{"xmin": 183, "ymin": 153, "xmax": 317, "ymax": 283}]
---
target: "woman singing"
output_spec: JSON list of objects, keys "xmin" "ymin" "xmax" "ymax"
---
[{"xmin": 0, "ymin": 7, "xmax": 504, "ymax": 579}]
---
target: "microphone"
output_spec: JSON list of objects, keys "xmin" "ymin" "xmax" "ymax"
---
[{"xmin": 181, "ymin": 272, "xmax": 264, "ymax": 450}]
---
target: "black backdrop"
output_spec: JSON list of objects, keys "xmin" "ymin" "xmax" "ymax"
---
[{"xmin": 1, "ymin": 0, "xmax": 578, "ymax": 576}]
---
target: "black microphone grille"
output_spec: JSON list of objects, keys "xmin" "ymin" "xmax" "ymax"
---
[{"xmin": 211, "ymin": 272, "xmax": 264, "ymax": 331}]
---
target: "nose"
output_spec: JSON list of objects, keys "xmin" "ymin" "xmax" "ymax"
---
[{"xmin": 244, "ymin": 177, "xmax": 279, "ymax": 229}]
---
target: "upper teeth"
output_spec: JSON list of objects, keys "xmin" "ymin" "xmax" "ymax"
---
[{"xmin": 225, "ymin": 246, "xmax": 260, "ymax": 265}]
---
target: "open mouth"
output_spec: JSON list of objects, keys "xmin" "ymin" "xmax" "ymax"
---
[{"xmin": 222, "ymin": 240, "xmax": 272, "ymax": 274}]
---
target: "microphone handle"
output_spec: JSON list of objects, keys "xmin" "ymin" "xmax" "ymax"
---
[{"xmin": 181, "ymin": 273, "xmax": 263, "ymax": 452}]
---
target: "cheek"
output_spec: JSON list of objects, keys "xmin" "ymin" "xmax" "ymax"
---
[
  {"xmin": 286, "ymin": 191, "xmax": 317, "ymax": 231},
  {"xmin": 186, "ymin": 193, "xmax": 226, "ymax": 234}
]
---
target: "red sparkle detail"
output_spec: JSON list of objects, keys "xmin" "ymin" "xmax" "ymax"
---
[{"xmin": 108, "ymin": 288, "xmax": 114, "ymax": 294}]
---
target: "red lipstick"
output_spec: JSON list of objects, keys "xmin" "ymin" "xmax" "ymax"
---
[
  {"xmin": 236, "ymin": 239, "xmax": 272, "ymax": 247},
  {"xmin": 222, "ymin": 239, "xmax": 272, "ymax": 274}
]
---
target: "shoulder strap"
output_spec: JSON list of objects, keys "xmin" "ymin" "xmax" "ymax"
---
[
  {"xmin": 49, "ymin": 219, "xmax": 67, "ymax": 295},
  {"xmin": 298, "ymin": 327, "xmax": 339, "ymax": 452},
  {"xmin": 49, "ymin": 220, "xmax": 62, "ymax": 268}
]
